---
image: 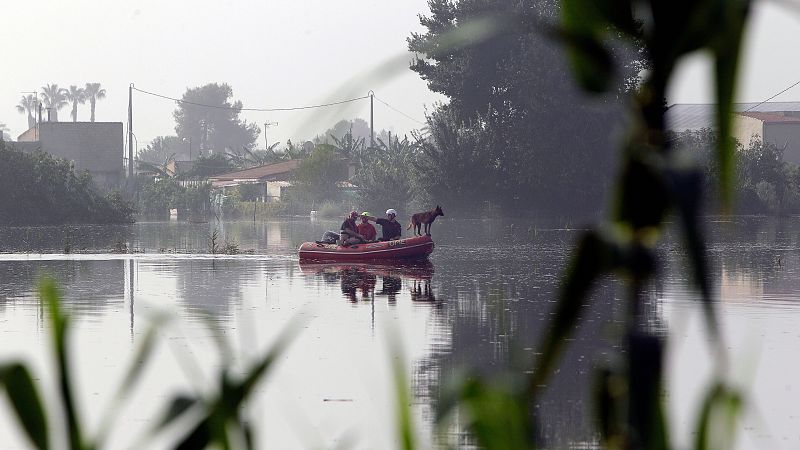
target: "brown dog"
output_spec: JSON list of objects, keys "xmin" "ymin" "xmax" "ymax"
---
[{"xmin": 407, "ymin": 205, "xmax": 444, "ymax": 236}]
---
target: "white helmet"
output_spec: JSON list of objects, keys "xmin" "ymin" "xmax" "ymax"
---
[{"xmin": 386, "ymin": 209, "xmax": 397, "ymax": 216}]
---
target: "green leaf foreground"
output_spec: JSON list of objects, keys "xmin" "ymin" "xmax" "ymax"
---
[
  {"xmin": 420, "ymin": 0, "xmax": 752, "ymax": 448},
  {"xmin": 0, "ymin": 363, "xmax": 50, "ymax": 450},
  {"xmin": 0, "ymin": 278, "xmax": 300, "ymax": 450}
]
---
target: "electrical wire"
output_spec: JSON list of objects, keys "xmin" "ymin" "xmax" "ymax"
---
[
  {"xmin": 132, "ymin": 86, "xmax": 370, "ymax": 112},
  {"xmin": 743, "ymin": 79, "xmax": 800, "ymax": 112},
  {"xmin": 373, "ymin": 95, "xmax": 427, "ymax": 125}
]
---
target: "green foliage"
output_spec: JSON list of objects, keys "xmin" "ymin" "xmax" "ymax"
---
[
  {"xmin": 430, "ymin": 0, "xmax": 751, "ymax": 448},
  {"xmin": 138, "ymin": 179, "xmax": 210, "ymax": 218},
  {"xmin": 40, "ymin": 83, "xmax": 68, "ymax": 122},
  {"xmin": 182, "ymin": 153, "xmax": 235, "ymax": 179},
  {"xmin": 408, "ymin": 0, "xmax": 635, "ymax": 215},
  {"xmin": 137, "ymin": 135, "xmax": 183, "ymax": 164},
  {"xmin": 225, "ymin": 143, "xmax": 283, "ymax": 169},
  {"xmin": 293, "ymin": 144, "xmax": 348, "ymax": 203},
  {"xmin": 0, "ymin": 142, "xmax": 135, "ymax": 225},
  {"xmin": 317, "ymin": 200, "xmax": 342, "ymax": 218},
  {"xmin": 356, "ymin": 133, "xmax": 415, "ymax": 212},
  {"xmin": 673, "ymin": 129, "xmax": 800, "ymax": 215},
  {"xmin": 83, "ymin": 83, "xmax": 106, "ymax": 122},
  {"xmin": 174, "ymin": 83, "xmax": 259, "ymax": 156},
  {"xmin": 0, "ymin": 278, "xmax": 295, "ymax": 449},
  {"xmin": 237, "ymin": 183, "xmax": 262, "ymax": 202}
]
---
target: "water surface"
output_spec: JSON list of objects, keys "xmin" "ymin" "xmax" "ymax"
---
[{"xmin": 0, "ymin": 217, "xmax": 797, "ymax": 448}]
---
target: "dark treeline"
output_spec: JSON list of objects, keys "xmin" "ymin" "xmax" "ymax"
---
[
  {"xmin": 402, "ymin": 0, "xmax": 644, "ymax": 217},
  {"xmin": 0, "ymin": 141, "xmax": 134, "ymax": 225}
]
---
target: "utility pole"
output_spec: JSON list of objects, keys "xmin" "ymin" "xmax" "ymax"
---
[
  {"xmin": 369, "ymin": 91, "xmax": 375, "ymax": 148},
  {"xmin": 263, "ymin": 121, "xmax": 278, "ymax": 149},
  {"xmin": 128, "ymin": 84, "xmax": 134, "ymax": 182}
]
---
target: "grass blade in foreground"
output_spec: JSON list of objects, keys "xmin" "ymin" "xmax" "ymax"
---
[{"xmin": 0, "ymin": 363, "xmax": 50, "ymax": 450}]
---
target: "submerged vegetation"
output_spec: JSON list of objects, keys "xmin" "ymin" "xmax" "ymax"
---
[{"xmin": 0, "ymin": 141, "xmax": 134, "ymax": 225}]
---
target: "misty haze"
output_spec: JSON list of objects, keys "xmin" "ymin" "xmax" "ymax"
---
[{"xmin": 1, "ymin": 1, "xmax": 800, "ymax": 449}]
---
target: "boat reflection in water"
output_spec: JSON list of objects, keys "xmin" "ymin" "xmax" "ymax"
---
[{"xmin": 298, "ymin": 260, "xmax": 436, "ymax": 304}]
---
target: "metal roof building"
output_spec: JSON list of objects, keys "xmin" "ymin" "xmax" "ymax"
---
[{"xmin": 666, "ymin": 102, "xmax": 800, "ymax": 131}]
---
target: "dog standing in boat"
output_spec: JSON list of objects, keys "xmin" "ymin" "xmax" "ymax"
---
[{"xmin": 407, "ymin": 205, "xmax": 444, "ymax": 236}]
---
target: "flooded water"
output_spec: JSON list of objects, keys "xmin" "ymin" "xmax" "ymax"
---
[{"xmin": 0, "ymin": 217, "xmax": 798, "ymax": 448}]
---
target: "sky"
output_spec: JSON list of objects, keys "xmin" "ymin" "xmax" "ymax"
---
[{"xmin": 2, "ymin": 0, "xmax": 799, "ymax": 149}]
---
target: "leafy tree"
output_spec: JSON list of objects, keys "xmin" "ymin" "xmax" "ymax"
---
[
  {"xmin": 40, "ymin": 84, "xmax": 68, "ymax": 122},
  {"xmin": 331, "ymin": 126, "xmax": 366, "ymax": 161},
  {"xmin": 407, "ymin": 0, "xmax": 638, "ymax": 215},
  {"xmin": 173, "ymin": 83, "xmax": 260, "ymax": 156},
  {"xmin": 226, "ymin": 142, "xmax": 281, "ymax": 169},
  {"xmin": 138, "ymin": 136, "xmax": 184, "ymax": 164},
  {"xmin": 83, "ymin": 83, "xmax": 106, "ymax": 122},
  {"xmin": 16, "ymin": 94, "xmax": 37, "ymax": 129},
  {"xmin": 182, "ymin": 153, "xmax": 234, "ymax": 179},
  {"xmin": 356, "ymin": 133, "xmax": 415, "ymax": 212},
  {"xmin": 411, "ymin": 107, "xmax": 494, "ymax": 210},
  {"xmin": 315, "ymin": 118, "xmax": 371, "ymax": 144},
  {"xmin": 0, "ymin": 141, "xmax": 134, "ymax": 224},
  {"xmin": 293, "ymin": 144, "xmax": 347, "ymax": 203},
  {"xmin": 138, "ymin": 178, "xmax": 183, "ymax": 218},
  {"xmin": 64, "ymin": 85, "xmax": 85, "ymax": 122}
]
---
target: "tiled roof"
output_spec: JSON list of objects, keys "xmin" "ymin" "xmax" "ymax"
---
[
  {"xmin": 209, "ymin": 160, "xmax": 300, "ymax": 182},
  {"xmin": 666, "ymin": 102, "xmax": 800, "ymax": 131}
]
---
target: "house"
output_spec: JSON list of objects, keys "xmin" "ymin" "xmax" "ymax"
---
[
  {"xmin": 14, "ymin": 122, "xmax": 124, "ymax": 188},
  {"xmin": 666, "ymin": 102, "xmax": 800, "ymax": 164},
  {"xmin": 208, "ymin": 160, "xmax": 300, "ymax": 202}
]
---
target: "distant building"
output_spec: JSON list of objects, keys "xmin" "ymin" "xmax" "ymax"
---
[
  {"xmin": 14, "ymin": 122, "xmax": 123, "ymax": 188},
  {"xmin": 208, "ymin": 160, "xmax": 301, "ymax": 202},
  {"xmin": 667, "ymin": 102, "xmax": 800, "ymax": 164}
]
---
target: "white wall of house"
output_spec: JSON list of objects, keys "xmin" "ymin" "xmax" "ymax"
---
[
  {"xmin": 733, "ymin": 115, "xmax": 764, "ymax": 148},
  {"xmin": 266, "ymin": 181, "xmax": 290, "ymax": 202}
]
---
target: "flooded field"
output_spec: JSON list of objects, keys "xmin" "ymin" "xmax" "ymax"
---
[{"xmin": 0, "ymin": 217, "xmax": 798, "ymax": 448}]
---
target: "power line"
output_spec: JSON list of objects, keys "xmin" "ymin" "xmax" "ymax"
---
[
  {"xmin": 131, "ymin": 86, "xmax": 370, "ymax": 112},
  {"xmin": 373, "ymin": 95, "xmax": 427, "ymax": 125},
  {"xmin": 744, "ymin": 79, "xmax": 800, "ymax": 112}
]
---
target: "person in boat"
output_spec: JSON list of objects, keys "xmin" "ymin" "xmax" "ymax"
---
[
  {"xmin": 357, "ymin": 211, "xmax": 377, "ymax": 242},
  {"xmin": 363, "ymin": 208, "xmax": 402, "ymax": 241},
  {"xmin": 339, "ymin": 210, "xmax": 365, "ymax": 246}
]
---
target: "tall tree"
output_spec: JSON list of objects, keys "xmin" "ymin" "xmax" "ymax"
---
[
  {"xmin": 39, "ymin": 84, "xmax": 68, "ymax": 122},
  {"xmin": 65, "ymin": 85, "xmax": 86, "ymax": 122},
  {"xmin": 15, "ymin": 94, "xmax": 37, "ymax": 130},
  {"xmin": 407, "ymin": 0, "xmax": 639, "ymax": 215},
  {"xmin": 173, "ymin": 83, "xmax": 259, "ymax": 156},
  {"xmin": 84, "ymin": 83, "xmax": 106, "ymax": 122}
]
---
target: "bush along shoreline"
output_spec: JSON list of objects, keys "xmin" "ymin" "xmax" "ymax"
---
[{"xmin": 0, "ymin": 141, "xmax": 135, "ymax": 225}]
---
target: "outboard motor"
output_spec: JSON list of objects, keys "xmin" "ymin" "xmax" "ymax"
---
[{"xmin": 319, "ymin": 230, "xmax": 340, "ymax": 244}]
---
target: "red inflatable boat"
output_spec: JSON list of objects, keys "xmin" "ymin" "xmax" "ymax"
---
[{"xmin": 298, "ymin": 235, "xmax": 434, "ymax": 261}]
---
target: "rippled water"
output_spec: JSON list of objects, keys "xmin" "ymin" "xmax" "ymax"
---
[{"xmin": 0, "ymin": 217, "xmax": 798, "ymax": 448}]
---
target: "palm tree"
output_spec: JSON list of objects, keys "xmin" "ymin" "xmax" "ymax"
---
[
  {"xmin": 84, "ymin": 83, "xmax": 106, "ymax": 122},
  {"xmin": 15, "ymin": 94, "xmax": 37, "ymax": 129},
  {"xmin": 65, "ymin": 85, "xmax": 86, "ymax": 122},
  {"xmin": 40, "ymin": 84, "xmax": 68, "ymax": 122},
  {"xmin": 0, "ymin": 123, "xmax": 10, "ymax": 141}
]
